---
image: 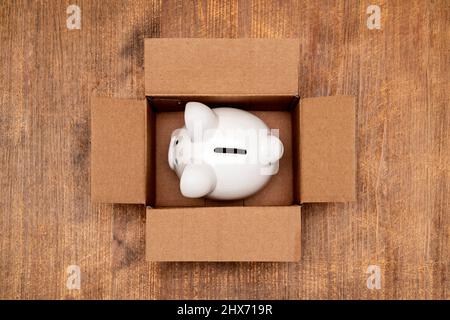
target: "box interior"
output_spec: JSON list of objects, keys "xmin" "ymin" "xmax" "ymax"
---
[{"xmin": 147, "ymin": 95, "xmax": 300, "ymax": 208}]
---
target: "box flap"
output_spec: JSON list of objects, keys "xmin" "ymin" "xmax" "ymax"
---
[
  {"xmin": 146, "ymin": 206, "xmax": 301, "ymax": 261},
  {"xmin": 145, "ymin": 38, "xmax": 299, "ymax": 96},
  {"xmin": 299, "ymin": 96, "xmax": 356, "ymax": 202},
  {"xmin": 91, "ymin": 97, "xmax": 147, "ymax": 204}
]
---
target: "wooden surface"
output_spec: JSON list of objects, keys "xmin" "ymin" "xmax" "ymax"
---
[{"xmin": 0, "ymin": 0, "xmax": 448, "ymax": 299}]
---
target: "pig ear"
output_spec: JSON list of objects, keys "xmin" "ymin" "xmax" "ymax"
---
[
  {"xmin": 185, "ymin": 102, "xmax": 218, "ymax": 141},
  {"xmin": 180, "ymin": 164, "xmax": 216, "ymax": 198}
]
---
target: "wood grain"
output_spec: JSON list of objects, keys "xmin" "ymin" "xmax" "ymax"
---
[{"xmin": 0, "ymin": 0, "xmax": 448, "ymax": 299}]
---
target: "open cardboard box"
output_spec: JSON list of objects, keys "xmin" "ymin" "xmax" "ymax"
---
[{"xmin": 91, "ymin": 39, "xmax": 356, "ymax": 262}]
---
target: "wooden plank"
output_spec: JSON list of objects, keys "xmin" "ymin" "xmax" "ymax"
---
[{"xmin": 0, "ymin": 0, "xmax": 448, "ymax": 299}]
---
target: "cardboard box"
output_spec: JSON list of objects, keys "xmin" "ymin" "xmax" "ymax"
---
[{"xmin": 91, "ymin": 39, "xmax": 356, "ymax": 262}]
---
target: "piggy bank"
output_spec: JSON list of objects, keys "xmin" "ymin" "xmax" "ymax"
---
[{"xmin": 168, "ymin": 102, "xmax": 284, "ymax": 200}]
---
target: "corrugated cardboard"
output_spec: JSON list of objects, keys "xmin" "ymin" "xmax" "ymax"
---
[
  {"xmin": 299, "ymin": 96, "xmax": 356, "ymax": 202},
  {"xmin": 90, "ymin": 38, "xmax": 357, "ymax": 262},
  {"xmin": 149, "ymin": 95, "xmax": 297, "ymax": 112},
  {"xmin": 146, "ymin": 206, "xmax": 301, "ymax": 261},
  {"xmin": 145, "ymin": 38, "xmax": 300, "ymax": 96},
  {"xmin": 91, "ymin": 97, "xmax": 147, "ymax": 204}
]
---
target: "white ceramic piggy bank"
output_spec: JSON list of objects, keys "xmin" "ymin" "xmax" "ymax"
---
[{"xmin": 168, "ymin": 102, "xmax": 284, "ymax": 200}]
